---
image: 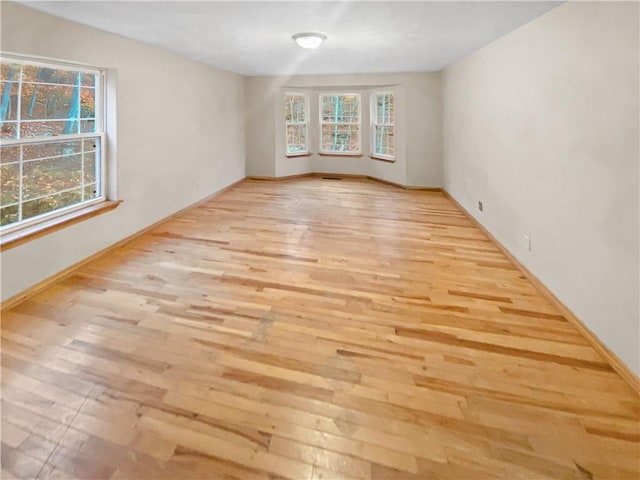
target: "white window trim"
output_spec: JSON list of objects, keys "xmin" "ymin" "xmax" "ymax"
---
[
  {"xmin": 371, "ymin": 91, "xmax": 395, "ymax": 161},
  {"xmin": 319, "ymin": 92, "xmax": 362, "ymax": 155},
  {"xmin": 0, "ymin": 53, "xmax": 108, "ymax": 236},
  {"xmin": 285, "ymin": 92, "xmax": 310, "ymax": 156}
]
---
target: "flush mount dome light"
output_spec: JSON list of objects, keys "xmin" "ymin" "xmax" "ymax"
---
[{"xmin": 292, "ymin": 32, "xmax": 327, "ymax": 49}]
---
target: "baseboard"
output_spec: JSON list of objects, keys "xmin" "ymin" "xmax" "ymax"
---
[
  {"xmin": 366, "ymin": 175, "xmax": 442, "ymax": 191},
  {"xmin": 312, "ymin": 172, "xmax": 368, "ymax": 180},
  {"xmin": 248, "ymin": 173, "xmax": 442, "ymax": 191},
  {"xmin": 248, "ymin": 173, "xmax": 312, "ymax": 181},
  {"xmin": 442, "ymin": 189, "xmax": 640, "ymax": 396},
  {"xmin": 0, "ymin": 177, "xmax": 246, "ymax": 313}
]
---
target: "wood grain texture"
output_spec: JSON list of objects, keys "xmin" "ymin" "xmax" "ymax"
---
[
  {"xmin": 441, "ymin": 190, "xmax": 640, "ymax": 396},
  {"xmin": 0, "ymin": 178, "xmax": 245, "ymax": 312},
  {"xmin": 2, "ymin": 177, "xmax": 638, "ymax": 479}
]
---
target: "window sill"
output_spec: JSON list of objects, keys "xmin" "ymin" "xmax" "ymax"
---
[
  {"xmin": 318, "ymin": 153, "xmax": 364, "ymax": 158},
  {"xmin": 0, "ymin": 200, "xmax": 122, "ymax": 251},
  {"xmin": 370, "ymin": 155, "xmax": 395, "ymax": 163},
  {"xmin": 286, "ymin": 152, "xmax": 313, "ymax": 158}
]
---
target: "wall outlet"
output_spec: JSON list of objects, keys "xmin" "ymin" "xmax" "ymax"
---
[
  {"xmin": 478, "ymin": 201, "xmax": 483, "ymax": 212},
  {"xmin": 523, "ymin": 235, "xmax": 532, "ymax": 251}
]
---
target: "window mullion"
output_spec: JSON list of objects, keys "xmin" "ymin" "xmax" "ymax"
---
[
  {"xmin": 22, "ymin": 184, "xmax": 84, "ymax": 205},
  {"xmin": 16, "ymin": 66, "xmax": 23, "ymax": 140},
  {"xmin": 76, "ymin": 72, "xmax": 81, "ymax": 134},
  {"xmin": 0, "ymin": 132, "xmax": 97, "ymax": 147},
  {"xmin": 18, "ymin": 145, "xmax": 24, "ymax": 222},
  {"xmin": 81, "ymin": 135, "xmax": 85, "ymax": 201}
]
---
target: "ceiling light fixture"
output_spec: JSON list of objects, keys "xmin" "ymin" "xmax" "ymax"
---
[{"xmin": 292, "ymin": 32, "xmax": 327, "ymax": 49}]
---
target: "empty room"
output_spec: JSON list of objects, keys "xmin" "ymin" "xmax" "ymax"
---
[{"xmin": 0, "ymin": 0, "xmax": 638, "ymax": 478}]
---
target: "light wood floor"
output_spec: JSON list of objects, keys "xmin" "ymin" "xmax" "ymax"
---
[{"xmin": 2, "ymin": 177, "xmax": 638, "ymax": 480}]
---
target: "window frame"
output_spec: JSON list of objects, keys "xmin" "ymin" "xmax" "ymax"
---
[
  {"xmin": 0, "ymin": 53, "xmax": 108, "ymax": 237},
  {"xmin": 319, "ymin": 92, "xmax": 362, "ymax": 155},
  {"xmin": 285, "ymin": 92, "xmax": 310, "ymax": 157},
  {"xmin": 370, "ymin": 91, "xmax": 395, "ymax": 162}
]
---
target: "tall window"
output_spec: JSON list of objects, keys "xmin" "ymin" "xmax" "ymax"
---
[
  {"xmin": 285, "ymin": 93, "xmax": 308, "ymax": 155},
  {"xmin": 320, "ymin": 94, "xmax": 360, "ymax": 154},
  {"xmin": 0, "ymin": 57, "xmax": 104, "ymax": 230},
  {"xmin": 372, "ymin": 92, "xmax": 394, "ymax": 160}
]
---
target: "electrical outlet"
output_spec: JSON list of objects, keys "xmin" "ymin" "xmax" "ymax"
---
[
  {"xmin": 478, "ymin": 201, "xmax": 483, "ymax": 212},
  {"xmin": 523, "ymin": 235, "xmax": 531, "ymax": 251}
]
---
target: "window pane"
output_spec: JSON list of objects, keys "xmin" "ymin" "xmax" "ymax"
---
[
  {"xmin": 84, "ymin": 183, "xmax": 98, "ymax": 200},
  {"xmin": 83, "ymin": 138, "xmax": 97, "ymax": 151},
  {"xmin": 1, "ymin": 145, "xmax": 20, "ymax": 164},
  {"xmin": 1, "ymin": 65, "xmax": 20, "ymax": 141},
  {"xmin": 1, "ymin": 122, "xmax": 17, "ymax": 140},
  {"xmin": 286, "ymin": 95, "xmax": 306, "ymax": 123},
  {"xmin": 1, "ymin": 204, "xmax": 19, "ymax": 227},
  {"xmin": 1, "ymin": 81, "xmax": 19, "ymax": 122},
  {"xmin": 375, "ymin": 125, "xmax": 395, "ymax": 157},
  {"xmin": 1, "ymin": 163, "xmax": 19, "ymax": 206},
  {"xmin": 20, "ymin": 83, "xmax": 75, "ymax": 121},
  {"xmin": 1, "ymin": 63, "xmax": 21, "ymax": 82},
  {"xmin": 376, "ymin": 94, "xmax": 394, "ymax": 124},
  {"xmin": 81, "ymin": 75, "xmax": 96, "ymax": 88},
  {"xmin": 23, "ymin": 154, "xmax": 82, "ymax": 201},
  {"xmin": 322, "ymin": 124, "xmax": 360, "ymax": 153},
  {"xmin": 22, "ymin": 188, "xmax": 82, "ymax": 221},
  {"xmin": 81, "ymin": 87, "xmax": 95, "ymax": 119},
  {"xmin": 84, "ymin": 150, "xmax": 96, "ymax": 184},
  {"xmin": 322, "ymin": 95, "xmax": 359, "ymax": 124},
  {"xmin": 80, "ymin": 119, "xmax": 96, "ymax": 133},
  {"xmin": 286, "ymin": 125, "xmax": 307, "ymax": 154}
]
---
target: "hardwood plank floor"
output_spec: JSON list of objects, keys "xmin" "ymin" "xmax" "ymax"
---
[{"xmin": 2, "ymin": 177, "xmax": 638, "ymax": 479}]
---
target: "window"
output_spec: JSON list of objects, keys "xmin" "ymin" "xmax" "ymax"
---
[
  {"xmin": 0, "ymin": 56, "xmax": 105, "ymax": 232},
  {"xmin": 285, "ymin": 93, "xmax": 309, "ymax": 155},
  {"xmin": 320, "ymin": 93, "xmax": 360, "ymax": 154},
  {"xmin": 372, "ymin": 92, "xmax": 394, "ymax": 160}
]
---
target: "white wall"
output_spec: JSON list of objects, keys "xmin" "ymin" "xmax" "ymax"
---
[
  {"xmin": 443, "ymin": 2, "xmax": 639, "ymax": 374},
  {"xmin": 245, "ymin": 72, "xmax": 442, "ymax": 187},
  {"xmin": 0, "ymin": 2, "xmax": 246, "ymax": 301}
]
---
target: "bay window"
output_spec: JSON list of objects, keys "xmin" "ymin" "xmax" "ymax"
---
[
  {"xmin": 371, "ymin": 92, "xmax": 394, "ymax": 160},
  {"xmin": 319, "ymin": 93, "xmax": 361, "ymax": 154},
  {"xmin": 285, "ymin": 93, "xmax": 309, "ymax": 155}
]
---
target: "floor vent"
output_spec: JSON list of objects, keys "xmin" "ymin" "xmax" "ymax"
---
[{"xmin": 322, "ymin": 176, "xmax": 342, "ymax": 180}]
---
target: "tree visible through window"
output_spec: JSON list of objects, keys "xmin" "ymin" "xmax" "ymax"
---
[
  {"xmin": 285, "ymin": 93, "xmax": 308, "ymax": 155},
  {"xmin": 372, "ymin": 92, "xmax": 394, "ymax": 159},
  {"xmin": 320, "ymin": 94, "xmax": 360, "ymax": 154},
  {"xmin": 0, "ymin": 57, "xmax": 104, "ymax": 229}
]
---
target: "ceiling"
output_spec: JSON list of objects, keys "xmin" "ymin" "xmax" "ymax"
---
[{"xmin": 21, "ymin": 1, "xmax": 562, "ymax": 76}]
